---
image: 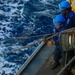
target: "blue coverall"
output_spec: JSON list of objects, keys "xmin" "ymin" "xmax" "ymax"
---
[
  {"xmin": 52, "ymin": 25, "xmax": 67, "ymax": 63},
  {"xmin": 65, "ymin": 10, "xmax": 75, "ymax": 28},
  {"xmin": 62, "ymin": 10, "xmax": 75, "ymax": 66}
]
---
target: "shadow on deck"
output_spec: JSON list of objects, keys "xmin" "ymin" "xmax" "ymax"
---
[
  {"xmin": 36, "ymin": 55, "xmax": 62, "ymax": 75},
  {"xmin": 36, "ymin": 55, "xmax": 75, "ymax": 75}
]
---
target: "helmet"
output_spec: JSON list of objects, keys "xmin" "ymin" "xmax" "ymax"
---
[
  {"xmin": 59, "ymin": 1, "xmax": 70, "ymax": 11},
  {"xmin": 53, "ymin": 14, "xmax": 66, "ymax": 27}
]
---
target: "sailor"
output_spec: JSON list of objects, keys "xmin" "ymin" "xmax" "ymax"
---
[
  {"xmin": 59, "ymin": 1, "xmax": 75, "ymax": 28},
  {"xmin": 47, "ymin": 14, "xmax": 67, "ymax": 70}
]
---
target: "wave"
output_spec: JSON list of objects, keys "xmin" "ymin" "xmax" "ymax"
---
[{"xmin": 0, "ymin": 0, "xmax": 61, "ymax": 75}]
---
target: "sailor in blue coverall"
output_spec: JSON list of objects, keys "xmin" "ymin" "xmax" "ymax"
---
[
  {"xmin": 59, "ymin": 1, "xmax": 75, "ymax": 28},
  {"xmin": 59, "ymin": 0, "xmax": 75, "ymax": 68},
  {"xmin": 47, "ymin": 14, "xmax": 67, "ymax": 69}
]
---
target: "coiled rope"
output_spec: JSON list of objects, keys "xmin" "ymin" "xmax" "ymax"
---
[{"xmin": 0, "ymin": 27, "xmax": 75, "ymax": 56}]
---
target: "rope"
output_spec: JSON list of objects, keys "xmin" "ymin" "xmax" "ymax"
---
[
  {"xmin": 0, "ymin": 40, "xmax": 41, "ymax": 56},
  {"xmin": 0, "ymin": 27, "xmax": 75, "ymax": 56},
  {"xmin": 46, "ymin": 27, "xmax": 75, "ymax": 40},
  {"xmin": 0, "ymin": 33, "xmax": 53, "ymax": 47},
  {"xmin": 0, "ymin": 33, "xmax": 52, "ymax": 42},
  {"xmin": 0, "ymin": 33, "xmax": 52, "ymax": 47}
]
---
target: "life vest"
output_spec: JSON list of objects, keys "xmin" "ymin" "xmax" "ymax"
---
[
  {"xmin": 71, "ymin": 0, "xmax": 75, "ymax": 12},
  {"xmin": 67, "ymin": 0, "xmax": 75, "ymax": 12}
]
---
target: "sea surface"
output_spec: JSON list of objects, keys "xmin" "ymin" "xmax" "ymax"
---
[{"xmin": 0, "ymin": 0, "xmax": 62, "ymax": 75}]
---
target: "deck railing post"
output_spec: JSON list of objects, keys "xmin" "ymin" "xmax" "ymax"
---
[{"xmin": 57, "ymin": 56, "xmax": 75, "ymax": 75}]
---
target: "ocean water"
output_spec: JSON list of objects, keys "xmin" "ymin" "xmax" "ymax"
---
[{"xmin": 0, "ymin": 0, "xmax": 62, "ymax": 75}]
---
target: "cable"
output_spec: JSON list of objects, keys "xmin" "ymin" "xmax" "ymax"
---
[{"xmin": 0, "ymin": 27, "xmax": 75, "ymax": 56}]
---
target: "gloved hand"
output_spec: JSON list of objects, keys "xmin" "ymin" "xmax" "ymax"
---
[{"xmin": 47, "ymin": 41, "xmax": 55, "ymax": 46}]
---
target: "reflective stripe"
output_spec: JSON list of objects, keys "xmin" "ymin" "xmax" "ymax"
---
[
  {"xmin": 66, "ymin": 18, "xmax": 70, "ymax": 27},
  {"xmin": 53, "ymin": 29, "xmax": 56, "ymax": 33},
  {"xmin": 66, "ymin": 18, "xmax": 70, "ymax": 24}
]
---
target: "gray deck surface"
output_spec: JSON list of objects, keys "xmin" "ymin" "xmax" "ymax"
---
[
  {"xmin": 16, "ymin": 44, "xmax": 55, "ymax": 75},
  {"xmin": 36, "ymin": 56, "xmax": 75, "ymax": 75},
  {"xmin": 36, "ymin": 55, "xmax": 62, "ymax": 75},
  {"xmin": 16, "ymin": 43, "xmax": 75, "ymax": 75}
]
